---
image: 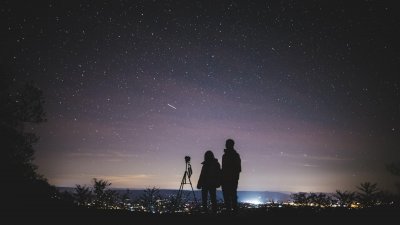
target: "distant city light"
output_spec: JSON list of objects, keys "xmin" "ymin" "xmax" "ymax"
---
[{"xmin": 243, "ymin": 198, "xmax": 263, "ymax": 205}]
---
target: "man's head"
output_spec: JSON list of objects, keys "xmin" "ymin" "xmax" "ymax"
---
[{"xmin": 225, "ymin": 139, "xmax": 235, "ymax": 149}]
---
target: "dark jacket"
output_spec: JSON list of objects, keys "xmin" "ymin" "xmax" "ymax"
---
[
  {"xmin": 222, "ymin": 148, "xmax": 241, "ymax": 182},
  {"xmin": 197, "ymin": 158, "xmax": 221, "ymax": 189}
]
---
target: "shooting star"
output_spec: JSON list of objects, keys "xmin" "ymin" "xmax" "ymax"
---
[{"xmin": 167, "ymin": 103, "xmax": 177, "ymax": 110}]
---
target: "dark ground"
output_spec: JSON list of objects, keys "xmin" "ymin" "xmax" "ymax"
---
[{"xmin": 3, "ymin": 202, "xmax": 400, "ymax": 225}]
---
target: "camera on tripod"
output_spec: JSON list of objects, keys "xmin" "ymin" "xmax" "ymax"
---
[
  {"xmin": 176, "ymin": 155, "xmax": 197, "ymax": 204},
  {"xmin": 185, "ymin": 156, "xmax": 191, "ymax": 163}
]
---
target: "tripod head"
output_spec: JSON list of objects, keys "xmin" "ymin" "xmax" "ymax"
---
[
  {"xmin": 184, "ymin": 156, "xmax": 192, "ymax": 178},
  {"xmin": 184, "ymin": 156, "xmax": 191, "ymax": 163}
]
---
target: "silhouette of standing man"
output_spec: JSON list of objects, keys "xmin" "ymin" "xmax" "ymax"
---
[{"xmin": 221, "ymin": 139, "xmax": 241, "ymax": 213}]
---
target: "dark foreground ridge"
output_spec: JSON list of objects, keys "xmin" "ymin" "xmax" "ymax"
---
[{"xmin": 4, "ymin": 202, "xmax": 400, "ymax": 225}]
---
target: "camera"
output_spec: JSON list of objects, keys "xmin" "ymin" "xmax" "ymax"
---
[{"xmin": 185, "ymin": 156, "xmax": 191, "ymax": 163}]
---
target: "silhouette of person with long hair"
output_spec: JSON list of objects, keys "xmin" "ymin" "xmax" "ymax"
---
[
  {"xmin": 221, "ymin": 139, "xmax": 241, "ymax": 213},
  {"xmin": 197, "ymin": 150, "xmax": 221, "ymax": 213}
]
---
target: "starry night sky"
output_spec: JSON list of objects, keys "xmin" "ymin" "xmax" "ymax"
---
[{"xmin": 2, "ymin": 0, "xmax": 400, "ymax": 193}]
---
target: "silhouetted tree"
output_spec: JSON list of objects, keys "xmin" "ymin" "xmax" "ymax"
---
[
  {"xmin": 386, "ymin": 161, "xmax": 400, "ymax": 195},
  {"xmin": 168, "ymin": 191, "xmax": 198, "ymax": 212},
  {"xmin": 291, "ymin": 192, "xmax": 309, "ymax": 206},
  {"xmin": 334, "ymin": 190, "xmax": 356, "ymax": 208},
  {"xmin": 386, "ymin": 162, "xmax": 400, "ymax": 176},
  {"xmin": 92, "ymin": 178, "xmax": 118, "ymax": 209},
  {"xmin": 379, "ymin": 190, "xmax": 397, "ymax": 206},
  {"xmin": 1, "ymin": 80, "xmax": 45, "ymax": 181},
  {"xmin": 139, "ymin": 187, "xmax": 162, "ymax": 213},
  {"xmin": 0, "ymin": 74, "xmax": 58, "ymax": 209},
  {"xmin": 356, "ymin": 182, "xmax": 381, "ymax": 207},
  {"xmin": 74, "ymin": 184, "xmax": 92, "ymax": 207},
  {"xmin": 291, "ymin": 192, "xmax": 332, "ymax": 207},
  {"xmin": 385, "ymin": 160, "xmax": 400, "ymax": 206},
  {"xmin": 308, "ymin": 193, "xmax": 332, "ymax": 207},
  {"xmin": 119, "ymin": 189, "xmax": 133, "ymax": 210}
]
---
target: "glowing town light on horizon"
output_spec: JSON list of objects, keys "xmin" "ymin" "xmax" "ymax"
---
[{"xmin": 243, "ymin": 198, "xmax": 263, "ymax": 205}]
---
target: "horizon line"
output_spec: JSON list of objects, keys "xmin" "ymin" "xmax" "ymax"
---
[{"xmin": 55, "ymin": 186, "xmax": 320, "ymax": 194}]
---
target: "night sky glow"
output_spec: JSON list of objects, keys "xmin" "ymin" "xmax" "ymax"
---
[{"xmin": 2, "ymin": 1, "xmax": 400, "ymax": 193}]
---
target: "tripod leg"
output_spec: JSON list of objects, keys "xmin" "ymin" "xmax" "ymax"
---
[
  {"xmin": 176, "ymin": 171, "xmax": 187, "ymax": 207},
  {"xmin": 187, "ymin": 176, "xmax": 198, "ymax": 204}
]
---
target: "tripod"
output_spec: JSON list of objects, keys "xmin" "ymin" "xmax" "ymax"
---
[{"xmin": 176, "ymin": 156, "xmax": 197, "ymax": 205}]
